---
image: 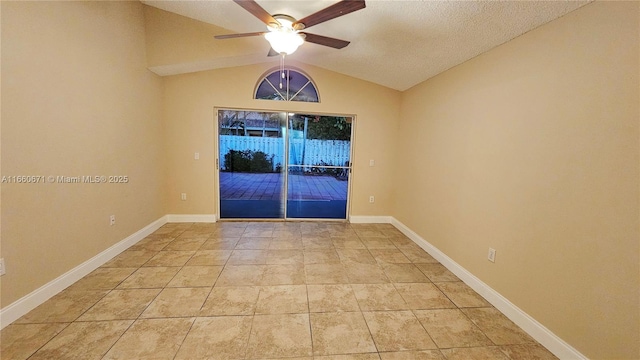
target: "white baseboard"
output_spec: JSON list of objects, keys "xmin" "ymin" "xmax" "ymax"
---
[
  {"xmin": 349, "ymin": 215, "xmax": 392, "ymax": 224},
  {"xmin": 166, "ymin": 214, "xmax": 217, "ymax": 223},
  {"xmin": 0, "ymin": 216, "xmax": 167, "ymax": 329},
  {"xmin": 390, "ymin": 217, "xmax": 587, "ymax": 360}
]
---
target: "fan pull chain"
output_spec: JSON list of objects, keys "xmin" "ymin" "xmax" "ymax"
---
[{"xmin": 279, "ymin": 54, "xmax": 285, "ymax": 89}]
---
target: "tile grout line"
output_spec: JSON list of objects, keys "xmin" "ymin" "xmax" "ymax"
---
[{"xmin": 4, "ymin": 222, "xmax": 556, "ymax": 359}]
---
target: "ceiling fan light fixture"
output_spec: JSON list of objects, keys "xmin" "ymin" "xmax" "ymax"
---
[
  {"xmin": 216, "ymin": 1, "xmax": 364, "ymax": 54},
  {"xmin": 264, "ymin": 15, "xmax": 304, "ymax": 55},
  {"xmin": 265, "ymin": 30, "xmax": 304, "ymax": 55}
]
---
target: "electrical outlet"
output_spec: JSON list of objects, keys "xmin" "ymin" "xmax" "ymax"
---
[
  {"xmin": 110, "ymin": 215, "xmax": 116, "ymax": 226},
  {"xmin": 369, "ymin": 159, "xmax": 375, "ymax": 167},
  {"xmin": 0, "ymin": 258, "xmax": 5, "ymax": 276},
  {"xmin": 487, "ymin": 248, "xmax": 496, "ymax": 263},
  {"xmin": 194, "ymin": 152, "xmax": 200, "ymax": 160},
  {"xmin": 181, "ymin": 193, "xmax": 187, "ymax": 201},
  {"xmin": 369, "ymin": 196, "xmax": 375, "ymax": 203}
]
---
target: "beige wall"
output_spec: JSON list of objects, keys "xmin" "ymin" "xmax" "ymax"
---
[
  {"xmin": 162, "ymin": 61, "xmax": 401, "ymax": 217},
  {"xmin": 1, "ymin": 1, "xmax": 165, "ymax": 306},
  {"xmin": 142, "ymin": 5, "xmax": 267, "ymax": 76},
  {"xmin": 0, "ymin": 2, "xmax": 3, "ymax": 305},
  {"xmin": 395, "ymin": 2, "xmax": 639, "ymax": 359}
]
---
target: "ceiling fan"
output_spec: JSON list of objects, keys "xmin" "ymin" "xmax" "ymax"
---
[{"xmin": 215, "ymin": 0, "xmax": 366, "ymax": 56}]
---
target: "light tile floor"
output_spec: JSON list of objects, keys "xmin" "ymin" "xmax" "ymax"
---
[{"xmin": 1, "ymin": 222, "xmax": 558, "ymax": 360}]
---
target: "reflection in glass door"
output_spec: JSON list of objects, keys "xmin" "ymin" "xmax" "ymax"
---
[
  {"xmin": 217, "ymin": 109, "xmax": 352, "ymax": 220},
  {"xmin": 286, "ymin": 114, "xmax": 351, "ymax": 219},
  {"xmin": 218, "ymin": 110, "xmax": 286, "ymax": 218}
]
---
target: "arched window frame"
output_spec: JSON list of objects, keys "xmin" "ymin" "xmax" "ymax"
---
[{"xmin": 254, "ymin": 67, "xmax": 320, "ymax": 103}]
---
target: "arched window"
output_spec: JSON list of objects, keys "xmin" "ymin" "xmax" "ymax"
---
[{"xmin": 255, "ymin": 68, "xmax": 319, "ymax": 102}]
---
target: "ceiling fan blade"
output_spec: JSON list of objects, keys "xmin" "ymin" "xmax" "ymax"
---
[
  {"xmin": 267, "ymin": 47, "xmax": 279, "ymax": 57},
  {"xmin": 293, "ymin": 0, "xmax": 365, "ymax": 30},
  {"xmin": 233, "ymin": 0, "xmax": 279, "ymax": 26},
  {"xmin": 301, "ymin": 32, "xmax": 350, "ymax": 49},
  {"xmin": 215, "ymin": 31, "xmax": 266, "ymax": 39}
]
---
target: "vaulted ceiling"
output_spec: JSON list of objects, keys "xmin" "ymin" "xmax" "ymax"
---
[{"xmin": 142, "ymin": 0, "xmax": 591, "ymax": 91}]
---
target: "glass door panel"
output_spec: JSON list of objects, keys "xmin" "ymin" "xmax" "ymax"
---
[
  {"xmin": 217, "ymin": 110, "xmax": 353, "ymax": 220},
  {"xmin": 286, "ymin": 114, "xmax": 352, "ymax": 219},
  {"xmin": 218, "ymin": 110, "xmax": 286, "ymax": 219}
]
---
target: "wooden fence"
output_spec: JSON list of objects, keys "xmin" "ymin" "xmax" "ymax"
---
[{"xmin": 219, "ymin": 135, "xmax": 351, "ymax": 171}]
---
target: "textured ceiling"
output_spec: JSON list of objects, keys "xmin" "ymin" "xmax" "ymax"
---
[{"xmin": 142, "ymin": 0, "xmax": 591, "ymax": 91}]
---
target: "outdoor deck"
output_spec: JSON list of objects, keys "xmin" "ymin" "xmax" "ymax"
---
[
  {"xmin": 219, "ymin": 172, "xmax": 349, "ymax": 219},
  {"xmin": 219, "ymin": 172, "xmax": 348, "ymax": 201}
]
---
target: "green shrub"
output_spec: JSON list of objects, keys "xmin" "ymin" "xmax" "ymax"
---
[
  {"xmin": 250, "ymin": 151, "xmax": 273, "ymax": 173},
  {"xmin": 223, "ymin": 150, "xmax": 274, "ymax": 173}
]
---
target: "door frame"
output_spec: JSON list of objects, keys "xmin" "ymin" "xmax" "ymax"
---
[{"xmin": 214, "ymin": 107, "xmax": 356, "ymax": 222}]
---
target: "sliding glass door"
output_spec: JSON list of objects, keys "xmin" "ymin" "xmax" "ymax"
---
[
  {"xmin": 218, "ymin": 110, "xmax": 286, "ymax": 218},
  {"xmin": 217, "ymin": 109, "xmax": 352, "ymax": 220},
  {"xmin": 286, "ymin": 114, "xmax": 351, "ymax": 219}
]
